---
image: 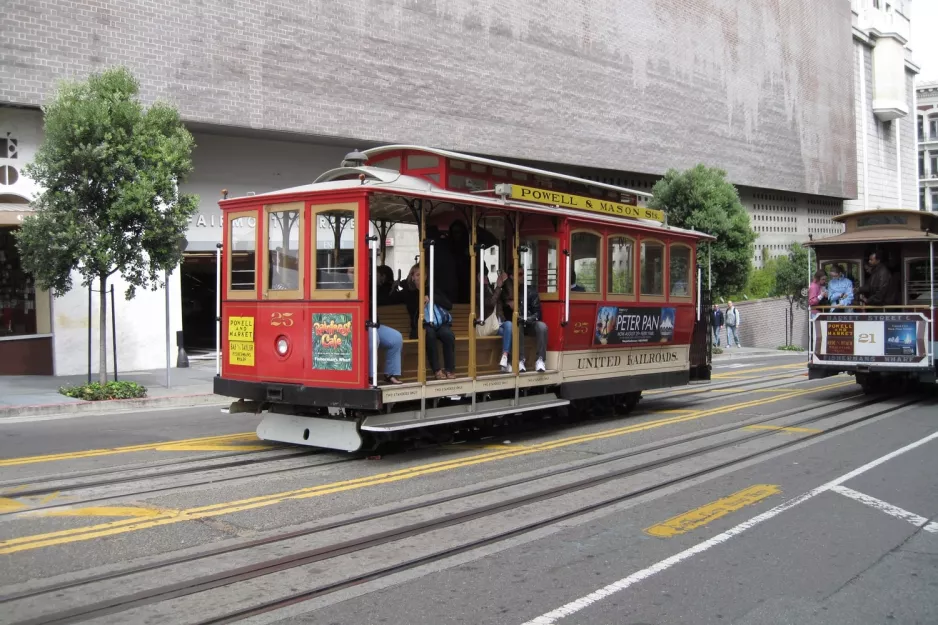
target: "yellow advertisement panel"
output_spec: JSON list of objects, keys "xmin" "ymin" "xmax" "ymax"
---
[
  {"xmin": 506, "ymin": 184, "xmax": 664, "ymax": 223},
  {"xmin": 229, "ymin": 341, "xmax": 255, "ymax": 367},
  {"xmin": 228, "ymin": 316, "xmax": 255, "ymax": 341}
]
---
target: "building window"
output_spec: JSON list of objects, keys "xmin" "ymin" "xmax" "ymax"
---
[
  {"xmin": 571, "ymin": 231, "xmax": 601, "ymax": 293},
  {"xmin": 0, "ymin": 165, "xmax": 18, "ymax": 186},
  {"xmin": 920, "ymin": 154, "xmax": 926, "ymax": 177},
  {"xmin": 931, "ymin": 153, "xmax": 938, "ymax": 177},
  {"xmin": 931, "ymin": 117, "xmax": 938, "ymax": 140},
  {"xmin": 640, "ymin": 240, "xmax": 665, "ymax": 297},
  {"xmin": 932, "ymin": 190, "xmax": 938, "ymax": 211},
  {"xmin": 0, "ymin": 227, "xmax": 42, "ymax": 337},
  {"xmin": 921, "ymin": 189, "xmax": 927, "ymax": 211},
  {"xmin": 920, "ymin": 116, "xmax": 927, "ymax": 141},
  {"xmin": 0, "ymin": 137, "xmax": 17, "ymax": 159},
  {"xmin": 607, "ymin": 235, "xmax": 635, "ymax": 296}
]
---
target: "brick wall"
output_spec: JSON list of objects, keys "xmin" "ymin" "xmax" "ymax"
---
[
  {"xmin": 0, "ymin": 0, "xmax": 856, "ymax": 198},
  {"xmin": 718, "ymin": 297, "xmax": 808, "ymax": 349}
]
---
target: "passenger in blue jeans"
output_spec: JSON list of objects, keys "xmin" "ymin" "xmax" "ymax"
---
[
  {"xmin": 369, "ymin": 265, "xmax": 404, "ymax": 385},
  {"xmin": 479, "ymin": 267, "xmax": 513, "ymax": 372}
]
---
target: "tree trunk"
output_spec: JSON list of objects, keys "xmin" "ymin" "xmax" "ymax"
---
[{"xmin": 99, "ymin": 275, "xmax": 108, "ymax": 384}]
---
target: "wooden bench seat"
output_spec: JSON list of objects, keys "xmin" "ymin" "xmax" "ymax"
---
[{"xmin": 375, "ymin": 304, "xmax": 537, "ymax": 383}]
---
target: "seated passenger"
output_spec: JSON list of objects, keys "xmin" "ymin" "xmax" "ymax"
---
[
  {"xmin": 502, "ymin": 263, "xmax": 548, "ymax": 372},
  {"xmin": 478, "ymin": 265, "xmax": 513, "ymax": 373},
  {"xmin": 570, "ymin": 269, "xmax": 585, "ymax": 292},
  {"xmin": 368, "ymin": 265, "xmax": 403, "ymax": 385},
  {"xmin": 827, "ymin": 265, "xmax": 853, "ymax": 311},
  {"xmin": 400, "ymin": 264, "xmax": 421, "ymax": 339},
  {"xmin": 412, "ymin": 265, "xmax": 457, "ymax": 380}
]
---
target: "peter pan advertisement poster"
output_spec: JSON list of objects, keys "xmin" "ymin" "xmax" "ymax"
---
[
  {"xmin": 312, "ymin": 313, "xmax": 353, "ymax": 371},
  {"xmin": 594, "ymin": 307, "xmax": 675, "ymax": 345}
]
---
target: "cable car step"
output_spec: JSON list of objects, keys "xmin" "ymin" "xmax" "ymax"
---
[{"xmin": 360, "ymin": 395, "xmax": 570, "ymax": 432}]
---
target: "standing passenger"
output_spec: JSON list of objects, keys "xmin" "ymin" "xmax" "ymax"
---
[
  {"xmin": 827, "ymin": 265, "xmax": 853, "ymax": 311},
  {"xmin": 857, "ymin": 252, "xmax": 891, "ymax": 310}
]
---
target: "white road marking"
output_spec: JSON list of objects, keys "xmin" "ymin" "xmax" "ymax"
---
[
  {"xmin": 831, "ymin": 485, "xmax": 938, "ymax": 533},
  {"xmin": 519, "ymin": 430, "xmax": 938, "ymax": 625},
  {"xmin": 714, "ymin": 363, "xmax": 749, "ymax": 369}
]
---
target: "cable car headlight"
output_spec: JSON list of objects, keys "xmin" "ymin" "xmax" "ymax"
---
[{"xmin": 276, "ymin": 336, "xmax": 290, "ymax": 356}]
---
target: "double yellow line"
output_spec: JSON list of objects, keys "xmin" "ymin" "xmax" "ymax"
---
[{"xmin": 0, "ymin": 379, "xmax": 852, "ymax": 555}]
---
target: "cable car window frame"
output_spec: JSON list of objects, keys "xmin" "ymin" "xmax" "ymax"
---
[
  {"xmin": 310, "ymin": 201, "xmax": 360, "ymax": 301},
  {"xmin": 639, "ymin": 237, "xmax": 666, "ymax": 302},
  {"xmin": 668, "ymin": 242, "xmax": 693, "ymax": 302},
  {"xmin": 570, "ymin": 228, "xmax": 604, "ymax": 300},
  {"xmin": 226, "ymin": 209, "xmax": 260, "ymax": 301},
  {"xmin": 605, "ymin": 232, "xmax": 637, "ymax": 302},
  {"xmin": 261, "ymin": 201, "xmax": 306, "ymax": 300},
  {"xmin": 519, "ymin": 235, "xmax": 561, "ymax": 301}
]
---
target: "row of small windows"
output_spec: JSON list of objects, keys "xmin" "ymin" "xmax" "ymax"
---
[
  {"xmin": 807, "ymin": 207, "xmax": 839, "ymax": 215},
  {"xmin": 807, "ymin": 217, "xmax": 839, "ymax": 225},
  {"xmin": 751, "ymin": 204, "xmax": 797, "ymax": 213},
  {"xmin": 808, "ymin": 228, "xmax": 842, "ymax": 235},
  {"xmin": 753, "ymin": 214, "xmax": 796, "ymax": 223},
  {"xmin": 755, "ymin": 226, "xmax": 796, "ymax": 233},
  {"xmin": 806, "ymin": 198, "xmax": 838, "ymax": 208},
  {"xmin": 752, "ymin": 192, "xmax": 797, "ymax": 203}
]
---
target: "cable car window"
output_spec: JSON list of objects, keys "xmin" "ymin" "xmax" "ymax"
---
[
  {"xmin": 640, "ymin": 240, "xmax": 665, "ymax": 297},
  {"xmin": 228, "ymin": 213, "xmax": 257, "ymax": 296},
  {"xmin": 521, "ymin": 238, "xmax": 559, "ymax": 295},
  {"xmin": 607, "ymin": 236, "xmax": 635, "ymax": 296},
  {"xmin": 857, "ymin": 214, "xmax": 907, "ymax": 227},
  {"xmin": 266, "ymin": 206, "xmax": 302, "ymax": 296},
  {"xmin": 313, "ymin": 205, "xmax": 357, "ymax": 296},
  {"xmin": 669, "ymin": 244, "xmax": 692, "ymax": 297},
  {"xmin": 906, "ymin": 259, "xmax": 937, "ymax": 305},
  {"xmin": 571, "ymin": 231, "xmax": 601, "ymax": 293}
]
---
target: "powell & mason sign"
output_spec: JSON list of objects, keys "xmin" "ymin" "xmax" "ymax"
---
[{"xmin": 495, "ymin": 184, "xmax": 665, "ymax": 224}]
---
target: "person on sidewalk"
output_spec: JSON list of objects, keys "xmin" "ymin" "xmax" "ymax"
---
[
  {"xmin": 711, "ymin": 304, "xmax": 724, "ymax": 347},
  {"xmin": 725, "ymin": 301, "xmax": 741, "ymax": 348}
]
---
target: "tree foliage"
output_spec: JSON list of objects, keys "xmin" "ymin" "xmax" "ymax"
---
[
  {"xmin": 16, "ymin": 66, "xmax": 198, "ymax": 382},
  {"xmin": 649, "ymin": 165, "xmax": 757, "ymax": 298},
  {"xmin": 774, "ymin": 243, "xmax": 815, "ymax": 345}
]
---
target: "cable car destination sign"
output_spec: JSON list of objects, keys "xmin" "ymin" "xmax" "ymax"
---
[{"xmin": 495, "ymin": 183, "xmax": 665, "ymax": 223}]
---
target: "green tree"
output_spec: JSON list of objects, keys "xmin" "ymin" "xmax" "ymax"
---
[
  {"xmin": 16, "ymin": 67, "xmax": 198, "ymax": 383},
  {"xmin": 774, "ymin": 243, "xmax": 815, "ymax": 346},
  {"xmin": 649, "ymin": 165, "xmax": 757, "ymax": 298}
]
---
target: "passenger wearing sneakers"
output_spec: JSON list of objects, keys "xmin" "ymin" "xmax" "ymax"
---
[
  {"xmin": 502, "ymin": 262, "xmax": 548, "ymax": 372},
  {"xmin": 479, "ymin": 266, "xmax": 514, "ymax": 373}
]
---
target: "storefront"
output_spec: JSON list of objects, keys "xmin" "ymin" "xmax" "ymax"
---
[{"xmin": 0, "ymin": 206, "xmax": 54, "ymax": 375}]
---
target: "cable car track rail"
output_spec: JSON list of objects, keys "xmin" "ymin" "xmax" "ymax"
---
[{"xmin": 4, "ymin": 392, "xmax": 923, "ymax": 624}]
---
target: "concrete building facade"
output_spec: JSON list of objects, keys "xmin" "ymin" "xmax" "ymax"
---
[
  {"xmin": 0, "ymin": 0, "xmax": 872, "ymax": 375},
  {"xmin": 918, "ymin": 81, "xmax": 938, "ymax": 211}
]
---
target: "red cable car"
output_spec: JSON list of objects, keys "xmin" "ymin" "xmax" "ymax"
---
[{"xmin": 214, "ymin": 146, "xmax": 715, "ymax": 451}]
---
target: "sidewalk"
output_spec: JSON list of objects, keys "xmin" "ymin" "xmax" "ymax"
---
[{"xmin": 0, "ymin": 360, "xmax": 224, "ymax": 418}]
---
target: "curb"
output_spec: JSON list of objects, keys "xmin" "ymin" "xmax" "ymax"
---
[{"xmin": 0, "ymin": 393, "xmax": 228, "ymax": 419}]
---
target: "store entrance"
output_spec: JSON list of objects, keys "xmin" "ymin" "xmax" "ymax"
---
[{"xmin": 180, "ymin": 253, "xmax": 217, "ymax": 353}]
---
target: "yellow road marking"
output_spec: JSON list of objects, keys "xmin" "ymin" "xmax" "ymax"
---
[
  {"xmin": 154, "ymin": 441, "xmax": 272, "ymax": 452},
  {"xmin": 39, "ymin": 506, "xmax": 174, "ymax": 519},
  {"xmin": 0, "ymin": 433, "xmax": 263, "ymax": 467},
  {"xmin": 37, "ymin": 492, "xmax": 60, "ymax": 504},
  {"xmin": 645, "ymin": 484, "xmax": 781, "ymax": 537},
  {"xmin": 0, "ymin": 379, "xmax": 852, "ymax": 555},
  {"xmin": 653, "ymin": 409, "xmax": 696, "ymax": 414},
  {"xmin": 0, "ymin": 497, "xmax": 26, "ymax": 513},
  {"xmin": 710, "ymin": 362, "xmax": 804, "ymax": 379},
  {"xmin": 744, "ymin": 425, "xmax": 823, "ymax": 434}
]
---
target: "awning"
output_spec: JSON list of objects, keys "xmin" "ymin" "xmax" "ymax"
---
[{"xmin": 0, "ymin": 204, "xmax": 33, "ymax": 226}]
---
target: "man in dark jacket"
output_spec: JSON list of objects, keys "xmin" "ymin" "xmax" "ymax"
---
[
  {"xmin": 711, "ymin": 304, "xmax": 724, "ymax": 347},
  {"xmin": 857, "ymin": 252, "xmax": 892, "ymax": 309}
]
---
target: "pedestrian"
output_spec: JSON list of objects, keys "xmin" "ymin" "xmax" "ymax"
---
[
  {"xmin": 725, "ymin": 301, "xmax": 741, "ymax": 348},
  {"xmin": 711, "ymin": 304, "xmax": 724, "ymax": 347}
]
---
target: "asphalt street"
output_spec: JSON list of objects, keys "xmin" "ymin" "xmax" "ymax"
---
[{"xmin": 1, "ymin": 353, "xmax": 935, "ymax": 625}]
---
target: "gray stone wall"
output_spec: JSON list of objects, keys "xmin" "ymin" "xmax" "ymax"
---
[
  {"xmin": 718, "ymin": 297, "xmax": 808, "ymax": 349},
  {"xmin": 1, "ymin": 0, "xmax": 856, "ymax": 198}
]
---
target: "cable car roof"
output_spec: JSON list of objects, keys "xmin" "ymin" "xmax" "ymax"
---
[{"xmin": 806, "ymin": 209, "xmax": 938, "ymax": 247}]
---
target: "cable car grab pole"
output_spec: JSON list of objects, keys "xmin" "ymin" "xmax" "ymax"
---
[
  {"xmin": 928, "ymin": 241, "xmax": 935, "ymax": 367},
  {"xmin": 478, "ymin": 245, "xmax": 485, "ymax": 325},
  {"xmin": 522, "ymin": 248, "xmax": 529, "ymax": 331},
  {"xmin": 429, "ymin": 241, "xmax": 436, "ymax": 326},
  {"xmin": 697, "ymin": 265, "xmax": 702, "ymax": 321},
  {"xmin": 563, "ymin": 249, "xmax": 571, "ymax": 326},
  {"xmin": 215, "ymin": 243, "xmax": 222, "ymax": 376},
  {"xmin": 371, "ymin": 235, "xmax": 378, "ymax": 388}
]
